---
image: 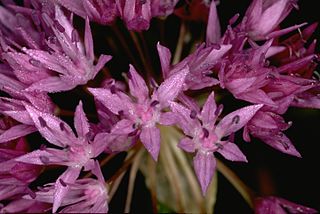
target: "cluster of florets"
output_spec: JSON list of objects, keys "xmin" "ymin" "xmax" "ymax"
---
[{"xmin": 0, "ymin": 0, "xmax": 318, "ymax": 213}]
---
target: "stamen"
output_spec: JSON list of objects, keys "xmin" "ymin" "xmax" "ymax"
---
[
  {"xmin": 59, "ymin": 179, "xmax": 67, "ymax": 187},
  {"xmin": 39, "ymin": 156, "xmax": 50, "ymax": 164},
  {"xmin": 127, "ymin": 71, "xmax": 132, "ymax": 79},
  {"xmin": 150, "ymin": 100, "xmax": 160, "ymax": 107},
  {"xmin": 71, "ymin": 29, "xmax": 79, "ymax": 43},
  {"xmin": 215, "ymin": 104, "xmax": 223, "ymax": 116},
  {"xmin": 110, "ymin": 85, "xmax": 116, "ymax": 94},
  {"xmin": 29, "ymin": 59, "xmax": 42, "ymax": 67},
  {"xmin": 202, "ymin": 128, "xmax": 209, "ymax": 138},
  {"xmin": 232, "ymin": 115, "xmax": 240, "ymax": 124},
  {"xmin": 215, "ymin": 143, "xmax": 224, "ymax": 150},
  {"xmin": 59, "ymin": 122, "xmax": 65, "ymax": 131},
  {"xmin": 54, "ymin": 20, "xmax": 65, "ymax": 33},
  {"xmin": 38, "ymin": 116, "xmax": 47, "ymax": 127},
  {"xmin": 190, "ymin": 110, "xmax": 197, "ymax": 119}
]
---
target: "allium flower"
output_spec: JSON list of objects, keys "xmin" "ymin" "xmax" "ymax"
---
[
  {"xmin": 242, "ymin": 0, "xmax": 305, "ymax": 40},
  {"xmin": 0, "ymin": 138, "xmax": 42, "ymax": 202},
  {"xmin": 56, "ymin": 0, "xmax": 118, "ymax": 25},
  {"xmin": 157, "ymin": 42, "xmax": 231, "ymax": 90},
  {"xmin": 15, "ymin": 101, "xmax": 106, "ymax": 212},
  {"xmin": 254, "ymin": 196, "xmax": 317, "ymax": 214},
  {"xmin": 0, "ymin": 3, "xmax": 111, "ymax": 92},
  {"xmin": 28, "ymin": 162, "xmax": 108, "ymax": 213},
  {"xmin": 116, "ymin": 0, "xmax": 179, "ymax": 31},
  {"xmin": 89, "ymin": 65, "xmax": 188, "ymax": 161},
  {"xmin": 170, "ymin": 92, "xmax": 263, "ymax": 194}
]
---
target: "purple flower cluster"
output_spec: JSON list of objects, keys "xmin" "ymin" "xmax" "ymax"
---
[{"xmin": 0, "ymin": 0, "xmax": 318, "ymax": 213}]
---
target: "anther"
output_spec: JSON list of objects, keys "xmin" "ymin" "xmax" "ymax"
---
[
  {"xmin": 38, "ymin": 117, "xmax": 47, "ymax": 127},
  {"xmin": 190, "ymin": 110, "xmax": 197, "ymax": 119},
  {"xmin": 232, "ymin": 115, "xmax": 240, "ymax": 124}
]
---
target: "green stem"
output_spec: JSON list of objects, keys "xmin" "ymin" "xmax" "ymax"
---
[{"xmin": 173, "ymin": 21, "xmax": 187, "ymax": 64}]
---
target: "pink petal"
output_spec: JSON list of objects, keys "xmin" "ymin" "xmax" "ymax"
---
[
  {"xmin": 74, "ymin": 101, "xmax": 90, "ymax": 138},
  {"xmin": 260, "ymin": 134, "xmax": 301, "ymax": 157},
  {"xmin": 155, "ymin": 67, "xmax": 188, "ymax": 107},
  {"xmin": 0, "ymin": 124, "xmax": 36, "ymax": 144},
  {"xmin": 193, "ymin": 151, "xmax": 216, "ymax": 195},
  {"xmin": 52, "ymin": 167, "xmax": 81, "ymax": 213},
  {"xmin": 140, "ymin": 126, "xmax": 161, "ymax": 161},
  {"xmin": 216, "ymin": 104, "xmax": 263, "ymax": 138},
  {"xmin": 111, "ymin": 119, "xmax": 135, "ymax": 135},
  {"xmin": 156, "ymin": 42, "xmax": 171, "ymax": 78},
  {"xmin": 25, "ymin": 105, "xmax": 76, "ymax": 147},
  {"xmin": 88, "ymin": 87, "xmax": 131, "ymax": 115},
  {"xmin": 200, "ymin": 92, "xmax": 217, "ymax": 125},
  {"xmin": 84, "ymin": 16, "xmax": 94, "ymax": 61},
  {"xmin": 128, "ymin": 65, "xmax": 149, "ymax": 103},
  {"xmin": 178, "ymin": 137, "xmax": 195, "ymax": 153},
  {"xmin": 26, "ymin": 77, "xmax": 74, "ymax": 92},
  {"xmin": 206, "ymin": 1, "xmax": 221, "ymax": 44},
  {"xmin": 217, "ymin": 142, "xmax": 248, "ymax": 162},
  {"xmin": 169, "ymin": 101, "xmax": 200, "ymax": 137},
  {"xmin": 15, "ymin": 149, "xmax": 65, "ymax": 165},
  {"xmin": 94, "ymin": 54, "xmax": 112, "ymax": 74}
]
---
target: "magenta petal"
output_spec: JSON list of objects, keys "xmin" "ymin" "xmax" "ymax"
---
[
  {"xmin": 94, "ymin": 54, "xmax": 112, "ymax": 74},
  {"xmin": 140, "ymin": 126, "xmax": 161, "ymax": 161},
  {"xmin": 216, "ymin": 104, "xmax": 263, "ymax": 138},
  {"xmin": 260, "ymin": 134, "xmax": 301, "ymax": 157},
  {"xmin": 178, "ymin": 137, "xmax": 195, "ymax": 153},
  {"xmin": 111, "ymin": 119, "xmax": 135, "ymax": 135},
  {"xmin": 128, "ymin": 65, "xmax": 149, "ymax": 103},
  {"xmin": 217, "ymin": 142, "xmax": 248, "ymax": 162},
  {"xmin": 0, "ymin": 124, "xmax": 36, "ymax": 144},
  {"xmin": 157, "ymin": 42, "xmax": 171, "ymax": 78},
  {"xmin": 155, "ymin": 67, "xmax": 188, "ymax": 106},
  {"xmin": 88, "ymin": 88, "xmax": 130, "ymax": 114},
  {"xmin": 84, "ymin": 16, "xmax": 94, "ymax": 61},
  {"xmin": 15, "ymin": 149, "xmax": 63, "ymax": 165},
  {"xmin": 25, "ymin": 105, "xmax": 76, "ymax": 147},
  {"xmin": 74, "ymin": 101, "xmax": 90, "ymax": 138},
  {"xmin": 159, "ymin": 112, "xmax": 176, "ymax": 126},
  {"xmin": 255, "ymin": 196, "xmax": 317, "ymax": 214},
  {"xmin": 206, "ymin": 1, "xmax": 220, "ymax": 44},
  {"xmin": 26, "ymin": 77, "xmax": 73, "ymax": 92},
  {"xmin": 169, "ymin": 101, "xmax": 200, "ymax": 137},
  {"xmin": 200, "ymin": 92, "xmax": 217, "ymax": 125},
  {"xmin": 52, "ymin": 167, "xmax": 81, "ymax": 213},
  {"xmin": 193, "ymin": 151, "xmax": 216, "ymax": 195}
]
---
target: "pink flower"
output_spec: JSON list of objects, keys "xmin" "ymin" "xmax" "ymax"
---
[
  {"xmin": 28, "ymin": 162, "xmax": 108, "ymax": 213},
  {"xmin": 56, "ymin": 0, "xmax": 118, "ymax": 25},
  {"xmin": 170, "ymin": 92, "xmax": 263, "ymax": 194},
  {"xmin": 89, "ymin": 65, "xmax": 188, "ymax": 161},
  {"xmin": 254, "ymin": 196, "xmax": 317, "ymax": 214},
  {"xmin": 242, "ymin": 0, "xmax": 305, "ymax": 40},
  {"xmin": 0, "ymin": 3, "xmax": 112, "ymax": 92},
  {"xmin": 157, "ymin": 42, "xmax": 231, "ymax": 90},
  {"xmin": 15, "ymin": 101, "xmax": 107, "ymax": 212}
]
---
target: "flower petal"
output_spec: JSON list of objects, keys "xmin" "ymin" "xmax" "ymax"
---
[
  {"xmin": 206, "ymin": 1, "xmax": 220, "ymax": 44},
  {"xmin": 200, "ymin": 92, "xmax": 217, "ymax": 125},
  {"xmin": 128, "ymin": 65, "xmax": 149, "ymax": 103},
  {"xmin": 193, "ymin": 151, "xmax": 216, "ymax": 195},
  {"xmin": 52, "ymin": 167, "xmax": 81, "ymax": 213},
  {"xmin": 155, "ymin": 67, "xmax": 188, "ymax": 107},
  {"xmin": 140, "ymin": 126, "xmax": 161, "ymax": 161},
  {"xmin": 217, "ymin": 142, "xmax": 247, "ymax": 162},
  {"xmin": 0, "ymin": 124, "xmax": 36, "ymax": 144},
  {"xmin": 74, "ymin": 101, "xmax": 90, "ymax": 138},
  {"xmin": 178, "ymin": 137, "xmax": 195, "ymax": 153},
  {"xmin": 25, "ymin": 104, "xmax": 76, "ymax": 147},
  {"xmin": 157, "ymin": 42, "xmax": 171, "ymax": 78},
  {"xmin": 216, "ymin": 104, "xmax": 263, "ymax": 138}
]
